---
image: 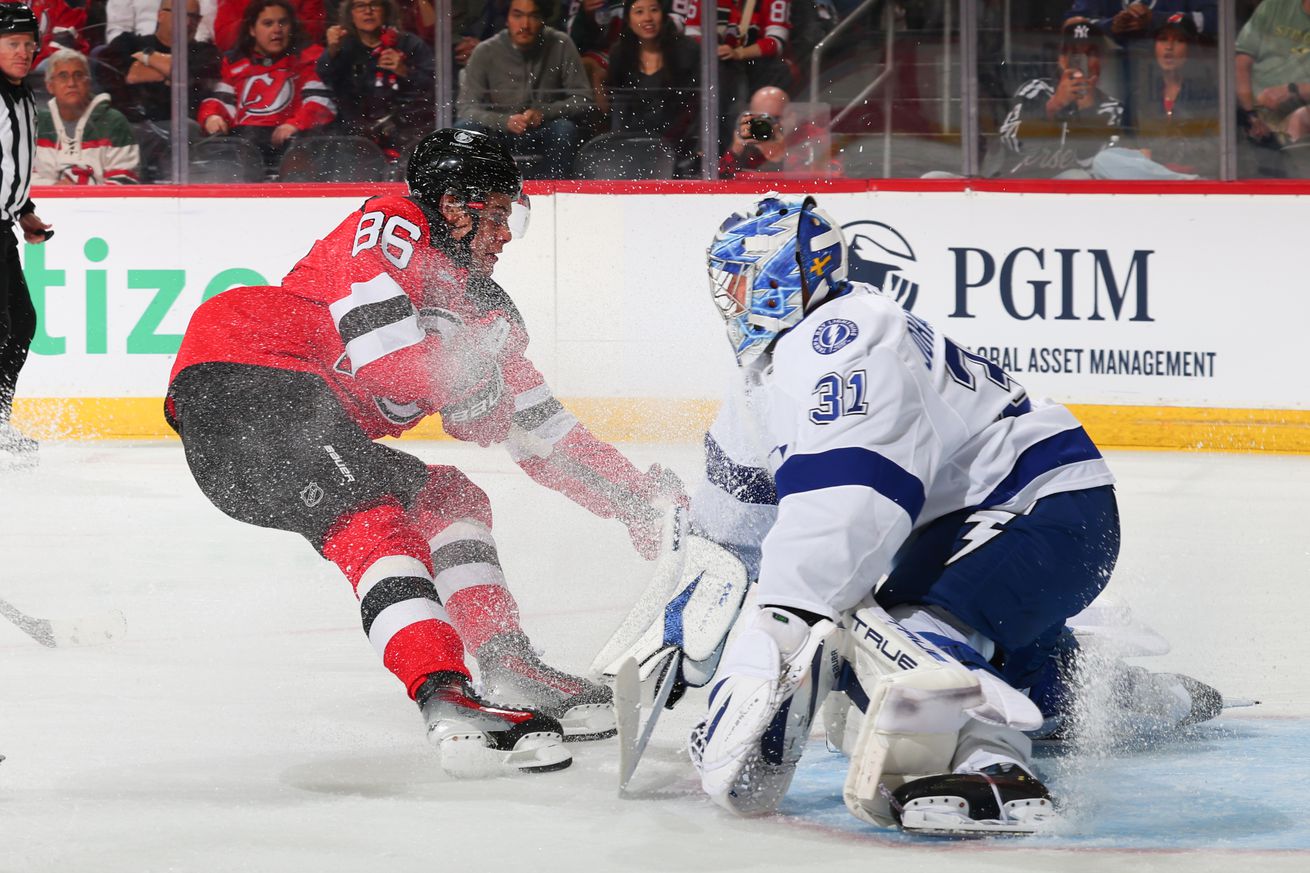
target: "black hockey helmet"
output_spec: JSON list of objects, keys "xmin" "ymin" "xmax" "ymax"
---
[
  {"xmin": 406, "ymin": 128, "xmax": 522, "ymax": 208},
  {"xmin": 0, "ymin": 4, "xmax": 39, "ymax": 35}
]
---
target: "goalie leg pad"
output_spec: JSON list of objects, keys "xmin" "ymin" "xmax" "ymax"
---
[
  {"xmin": 689, "ymin": 607, "xmax": 839, "ymax": 816},
  {"xmin": 841, "ymin": 605, "xmax": 985, "ymax": 828}
]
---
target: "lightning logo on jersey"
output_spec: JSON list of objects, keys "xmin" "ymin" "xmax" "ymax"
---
[{"xmin": 947, "ymin": 510, "xmax": 1013, "ymax": 565}]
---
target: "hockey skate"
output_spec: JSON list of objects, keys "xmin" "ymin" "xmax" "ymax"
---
[
  {"xmin": 1030, "ymin": 650, "xmax": 1224, "ymax": 740},
  {"xmin": 0, "ymin": 422, "xmax": 38, "ymax": 470},
  {"xmin": 890, "ymin": 763, "xmax": 1057, "ymax": 836},
  {"xmin": 476, "ymin": 632, "xmax": 616, "ymax": 741},
  {"xmin": 689, "ymin": 607, "xmax": 839, "ymax": 816},
  {"xmin": 416, "ymin": 671, "xmax": 572, "ymax": 777}
]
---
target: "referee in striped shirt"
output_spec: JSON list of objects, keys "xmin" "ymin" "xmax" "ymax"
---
[{"xmin": 0, "ymin": 4, "xmax": 51, "ymax": 462}]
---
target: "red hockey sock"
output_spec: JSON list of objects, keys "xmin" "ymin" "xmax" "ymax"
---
[
  {"xmin": 444, "ymin": 583, "xmax": 524, "ymax": 655},
  {"xmin": 322, "ymin": 500, "xmax": 470, "ymax": 697}
]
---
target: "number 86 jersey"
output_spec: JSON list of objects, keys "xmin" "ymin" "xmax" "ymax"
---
[
  {"xmin": 695, "ymin": 285, "xmax": 1116, "ymax": 613},
  {"xmin": 168, "ymin": 195, "xmax": 530, "ymax": 440}
]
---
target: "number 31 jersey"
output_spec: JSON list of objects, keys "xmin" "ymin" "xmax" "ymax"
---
[{"xmin": 694, "ymin": 285, "xmax": 1116, "ymax": 613}]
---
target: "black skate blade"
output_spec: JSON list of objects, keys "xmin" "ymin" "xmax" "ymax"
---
[
  {"xmin": 564, "ymin": 727, "xmax": 618, "ymax": 743},
  {"xmin": 520, "ymin": 756, "xmax": 574, "ymax": 774}
]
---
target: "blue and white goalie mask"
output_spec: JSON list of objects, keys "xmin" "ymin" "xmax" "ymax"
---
[{"xmin": 707, "ymin": 194, "xmax": 849, "ymax": 364}]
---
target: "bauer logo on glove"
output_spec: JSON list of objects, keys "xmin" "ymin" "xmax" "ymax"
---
[{"xmin": 441, "ymin": 372, "xmax": 504, "ymax": 423}]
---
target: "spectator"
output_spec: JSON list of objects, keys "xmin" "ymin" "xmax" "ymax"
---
[
  {"xmin": 1236, "ymin": 0, "xmax": 1310, "ymax": 170},
  {"xmin": 1132, "ymin": 12, "xmax": 1217, "ymax": 176},
  {"xmin": 1066, "ymin": 2, "xmax": 1216, "ymax": 137},
  {"xmin": 211, "ymin": 0, "xmax": 323, "ymax": 49},
  {"xmin": 604, "ymin": 0, "xmax": 698, "ymax": 166},
  {"xmin": 197, "ymin": 0, "xmax": 334, "ymax": 168},
  {"xmin": 986, "ymin": 17, "xmax": 1125, "ymax": 178},
  {"xmin": 675, "ymin": 0, "xmax": 791, "ymax": 146},
  {"xmin": 33, "ymin": 47, "xmax": 140, "ymax": 182},
  {"xmin": 450, "ymin": 0, "xmax": 486, "ymax": 63},
  {"xmin": 787, "ymin": 0, "xmax": 836, "ymax": 73},
  {"xmin": 99, "ymin": 0, "xmax": 221, "ymax": 123},
  {"xmin": 1066, "ymin": 1, "xmax": 1216, "ymax": 45},
  {"xmin": 717, "ymin": 84, "xmax": 834, "ymax": 178},
  {"xmin": 718, "ymin": 82, "xmax": 783, "ymax": 177},
  {"xmin": 567, "ymin": 0, "xmax": 622, "ymax": 112},
  {"xmin": 317, "ymin": 0, "xmax": 433, "ymax": 159},
  {"xmin": 28, "ymin": 0, "xmax": 90, "ymax": 66},
  {"xmin": 456, "ymin": 0, "xmax": 592, "ymax": 178},
  {"xmin": 104, "ymin": 0, "xmax": 165, "ymax": 43},
  {"xmin": 394, "ymin": 0, "xmax": 435, "ymax": 42}
]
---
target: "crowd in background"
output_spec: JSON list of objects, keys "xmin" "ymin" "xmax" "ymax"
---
[{"xmin": 7, "ymin": 0, "xmax": 1309, "ymax": 182}]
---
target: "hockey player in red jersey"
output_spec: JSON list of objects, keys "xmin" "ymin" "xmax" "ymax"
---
[{"xmin": 166, "ymin": 128, "xmax": 684, "ymax": 777}]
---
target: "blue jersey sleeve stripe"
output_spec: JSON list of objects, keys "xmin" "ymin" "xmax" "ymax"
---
[
  {"xmin": 775, "ymin": 446, "xmax": 926, "ymax": 521},
  {"xmin": 705, "ymin": 434, "xmax": 778, "ymax": 506},
  {"xmin": 979, "ymin": 427, "xmax": 1103, "ymax": 508}
]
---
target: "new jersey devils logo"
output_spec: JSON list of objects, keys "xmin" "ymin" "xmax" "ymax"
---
[{"xmin": 240, "ymin": 71, "xmax": 296, "ymax": 117}]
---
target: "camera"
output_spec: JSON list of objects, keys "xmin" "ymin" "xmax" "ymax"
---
[{"xmin": 741, "ymin": 113, "xmax": 780, "ymax": 142}]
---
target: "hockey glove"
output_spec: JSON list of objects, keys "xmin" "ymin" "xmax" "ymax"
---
[
  {"xmin": 437, "ymin": 315, "xmax": 513, "ymax": 447},
  {"xmin": 620, "ymin": 465, "xmax": 689, "ymax": 560}
]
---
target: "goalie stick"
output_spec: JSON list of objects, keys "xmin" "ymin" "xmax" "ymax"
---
[
  {"xmin": 0, "ymin": 596, "xmax": 127, "ymax": 648},
  {"xmin": 614, "ymin": 648, "xmax": 682, "ymax": 793}
]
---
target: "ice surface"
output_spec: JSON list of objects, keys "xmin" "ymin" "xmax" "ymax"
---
[{"xmin": 1, "ymin": 443, "xmax": 1307, "ymax": 872}]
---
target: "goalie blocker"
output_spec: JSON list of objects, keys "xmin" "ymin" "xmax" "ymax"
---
[
  {"xmin": 591, "ymin": 511, "xmax": 751, "ymax": 791},
  {"xmin": 593, "ymin": 511, "xmax": 750, "ymax": 697}
]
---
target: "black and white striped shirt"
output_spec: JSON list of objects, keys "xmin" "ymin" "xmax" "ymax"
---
[{"xmin": 0, "ymin": 76, "xmax": 36, "ymax": 225}]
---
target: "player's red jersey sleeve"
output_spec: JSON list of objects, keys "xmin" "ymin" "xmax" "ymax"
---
[{"xmin": 493, "ymin": 339, "xmax": 654, "ymax": 522}]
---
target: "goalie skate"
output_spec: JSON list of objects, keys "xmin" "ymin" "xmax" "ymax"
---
[
  {"xmin": 477, "ymin": 632, "xmax": 616, "ymax": 741},
  {"xmin": 890, "ymin": 763, "xmax": 1057, "ymax": 836},
  {"xmin": 417, "ymin": 672, "xmax": 572, "ymax": 778},
  {"xmin": 1031, "ymin": 651, "xmax": 1226, "ymax": 740}
]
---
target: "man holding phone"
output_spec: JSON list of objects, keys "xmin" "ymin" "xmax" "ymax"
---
[{"xmin": 987, "ymin": 17, "xmax": 1126, "ymax": 178}]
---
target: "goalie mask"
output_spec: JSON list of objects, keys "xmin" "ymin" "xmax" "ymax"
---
[{"xmin": 707, "ymin": 194, "xmax": 849, "ymax": 364}]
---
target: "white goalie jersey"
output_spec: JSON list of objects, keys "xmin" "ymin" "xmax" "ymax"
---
[{"xmin": 689, "ymin": 286, "xmax": 1115, "ymax": 617}]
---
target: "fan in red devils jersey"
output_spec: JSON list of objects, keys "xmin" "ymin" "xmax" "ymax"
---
[
  {"xmin": 165, "ymin": 128, "xmax": 686, "ymax": 777},
  {"xmin": 197, "ymin": 0, "xmax": 335, "ymax": 169}
]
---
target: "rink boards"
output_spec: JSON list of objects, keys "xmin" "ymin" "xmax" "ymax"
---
[{"xmin": 12, "ymin": 183, "xmax": 1309, "ymax": 451}]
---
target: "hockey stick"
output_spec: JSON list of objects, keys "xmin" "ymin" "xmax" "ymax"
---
[
  {"xmin": 0, "ymin": 596, "xmax": 127, "ymax": 648},
  {"xmin": 615, "ymin": 648, "xmax": 682, "ymax": 794}
]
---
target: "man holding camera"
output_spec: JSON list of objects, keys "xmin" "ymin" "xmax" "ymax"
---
[
  {"xmin": 987, "ymin": 17, "xmax": 1126, "ymax": 178},
  {"xmin": 718, "ymin": 85, "xmax": 837, "ymax": 179},
  {"xmin": 717, "ymin": 85, "xmax": 791, "ymax": 178}
]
